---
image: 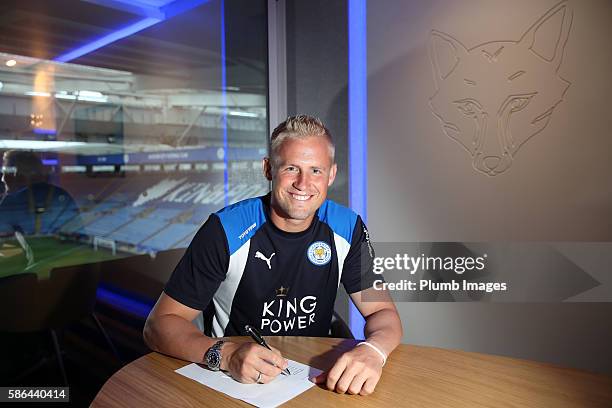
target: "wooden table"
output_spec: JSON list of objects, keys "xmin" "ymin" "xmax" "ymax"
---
[{"xmin": 92, "ymin": 337, "xmax": 612, "ymax": 407}]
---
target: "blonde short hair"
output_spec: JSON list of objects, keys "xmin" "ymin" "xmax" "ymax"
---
[{"xmin": 269, "ymin": 115, "xmax": 335, "ymax": 170}]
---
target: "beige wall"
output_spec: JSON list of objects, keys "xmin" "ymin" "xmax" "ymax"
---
[{"xmin": 367, "ymin": 0, "xmax": 612, "ymax": 373}]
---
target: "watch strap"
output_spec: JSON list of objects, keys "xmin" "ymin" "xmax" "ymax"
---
[{"xmin": 205, "ymin": 340, "xmax": 225, "ymax": 371}]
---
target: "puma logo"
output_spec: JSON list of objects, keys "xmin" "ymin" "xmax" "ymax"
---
[
  {"xmin": 255, "ymin": 251, "xmax": 275, "ymax": 270},
  {"xmin": 429, "ymin": 1, "xmax": 572, "ymax": 176}
]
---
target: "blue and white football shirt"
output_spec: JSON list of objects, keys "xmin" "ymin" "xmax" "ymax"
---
[{"xmin": 164, "ymin": 193, "xmax": 376, "ymax": 337}]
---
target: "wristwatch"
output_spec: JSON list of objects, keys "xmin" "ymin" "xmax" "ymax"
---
[{"xmin": 204, "ymin": 340, "xmax": 225, "ymax": 371}]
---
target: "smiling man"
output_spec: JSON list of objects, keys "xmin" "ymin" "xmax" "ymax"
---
[{"xmin": 144, "ymin": 115, "xmax": 402, "ymax": 395}]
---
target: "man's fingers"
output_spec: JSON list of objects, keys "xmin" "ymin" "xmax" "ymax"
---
[
  {"xmin": 359, "ymin": 376, "xmax": 379, "ymax": 396},
  {"xmin": 227, "ymin": 343, "xmax": 291, "ymax": 384},
  {"xmin": 270, "ymin": 345, "xmax": 282, "ymax": 357},
  {"xmin": 334, "ymin": 362, "xmax": 362, "ymax": 394},
  {"xmin": 310, "ymin": 347, "xmax": 384, "ymax": 394},
  {"xmin": 253, "ymin": 371, "xmax": 275, "ymax": 384},
  {"xmin": 254, "ymin": 356, "xmax": 283, "ymax": 378},
  {"xmin": 242, "ymin": 369, "xmax": 267, "ymax": 384},
  {"xmin": 325, "ymin": 356, "xmax": 348, "ymax": 391},
  {"xmin": 257, "ymin": 346, "xmax": 288, "ymax": 370},
  {"xmin": 269, "ymin": 346, "xmax": 290, "ymax": 368},
  {"xmin": 229, "ymin": 343, "xmax": 281, "ymax": 382},
  {"xmin": 347, "ymin": 372, "xmax": 369, "ymax": 395}
]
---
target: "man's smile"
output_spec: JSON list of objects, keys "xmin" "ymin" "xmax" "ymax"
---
[{"xmin": 290, "ymin": 193, "xmax": 314, "ymax": 201}]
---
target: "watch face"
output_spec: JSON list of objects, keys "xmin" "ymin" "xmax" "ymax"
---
[
  {"xmin": 206, "ymin": 341, "xmax": 224, "ymax": 371},
  {"xmin": 207, "ymin": 350, "xmax": 221, "ymax": 369}
]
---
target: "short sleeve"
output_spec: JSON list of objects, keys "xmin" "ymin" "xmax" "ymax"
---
[
  {"xmin": 340, "ymin": 216, "xmax": 380, "ymax": 294},
  {"xmin": 164, "ymin": 214, "xmax": 230, "ymax": 310}
]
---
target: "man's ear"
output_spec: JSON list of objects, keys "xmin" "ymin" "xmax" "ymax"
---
[
  {"xmin": 328, "ymin": 163, "xmax": 337, "ymax": 187},
  {"xmin": 262, "ymin": 158, "xmax": 273, "ymax": 181}
]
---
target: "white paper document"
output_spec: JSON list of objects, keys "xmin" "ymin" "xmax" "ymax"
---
[{"xmin": 175, "ymin": 359, "xmax": 322, "ymax": 408}]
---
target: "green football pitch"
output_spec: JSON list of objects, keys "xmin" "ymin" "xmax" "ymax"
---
[{"xmin": 0, "ymin": 236, "xmax": 128, "ymax": 279}]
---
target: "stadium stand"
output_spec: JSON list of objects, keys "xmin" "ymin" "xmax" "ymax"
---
[
  {"xmin": 79, "ymin": 207, "xmax": 141, "ymax": 237},
  {"xmin": 140, "ymin": 222, "xmax": 198, "ymax": 251},
  {"xmin": 53, "ymin": 170, "xmax": 268, "ymax": 254},
  {"xmin": 60, "ymin": 175, "xmax": 123, "ymax": 208},
  {"xmin": 108, "ymin": 218, "xmax": 168, "ymax": 246},
  {"xmin": 145, "ymin": 208, "xmax": 182, "ymax": 222}
]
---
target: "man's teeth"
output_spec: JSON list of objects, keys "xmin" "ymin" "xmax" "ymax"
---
[{"xmin": 291, "ymin": 194, "xmax": 310, "ymax": 201}]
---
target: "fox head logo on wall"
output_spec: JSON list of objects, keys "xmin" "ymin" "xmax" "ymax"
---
[{"xmin": 428, "ymin": 1, "xmax": 572, "ymax": 176}]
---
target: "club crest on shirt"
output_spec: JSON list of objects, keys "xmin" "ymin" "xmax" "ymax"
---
[{"xmin": 307, "ymin": 241, "xmax": 331, "ymax": 266}]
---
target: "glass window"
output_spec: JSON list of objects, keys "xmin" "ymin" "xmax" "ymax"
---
[{"xmin": 0, "ymin": 0, "xmax": 269, "ymax": 279}]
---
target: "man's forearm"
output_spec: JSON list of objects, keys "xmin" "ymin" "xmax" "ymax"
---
[
  {"xmin": 363, "ymin": 308, "xmax": 403, "ymax": 358},
  {"xmin": 143, "ymin": 314, "xmax": 216, "ymax": 363}
]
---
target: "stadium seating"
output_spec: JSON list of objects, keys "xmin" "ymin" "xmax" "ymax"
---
[
  {"xmin": 108, "ymin": 217, "xmax": 168, "ymax": 245},
  {"xmin": 47, "ymin": 171, "xmax": 268, "ymax": 254},
  {"xmin": 140, "ymin": 223, "xmax": 199, "ymax": 251}
]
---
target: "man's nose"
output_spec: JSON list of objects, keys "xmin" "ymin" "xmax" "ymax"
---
[{"xmin": 293, "ymin": 172, "xmax": 310, "ymax": 190}]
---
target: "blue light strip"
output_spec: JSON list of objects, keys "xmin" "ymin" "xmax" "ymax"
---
[
  {"xmin": 33, "ymin": 128, "xmax": 57, "ymax": 135},
  {"xmin": 54, "ymin": 0, "xmax": 210, "ymax": 63},
  {"xmin": 96, "ymin": 287, "xmax": 153, "ymax": 319},
  {"xmin": 83, "ymin": 0, "xmax": 166, "ymax": 19},
  {"xmin": 54, "ymin": 17, "xmax": 162, "ymax": 62},
  {"xmin": 162, "ymin": 0, "xmax": 210, "ymax": 19},
  {"xmin": 348, "ymin": 0, "xmax": 367, "ymax": 340},
  {"xmin": 220, "ymin": 0, "xmax": 229, "ymax": 206}
]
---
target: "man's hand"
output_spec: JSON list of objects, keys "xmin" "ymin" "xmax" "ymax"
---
[
  {"xmin": 312, "ymin": 343, "xmax": 384, "ymax": 395},
  {"xmin": 221, "ymin": 342, "xmax": 289, "ymax": 384},
  {"xmin": 313, "ymin": 287, "xmax": 402, "ymax": 395}
]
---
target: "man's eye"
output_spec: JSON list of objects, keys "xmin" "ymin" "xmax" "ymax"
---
[{"xmin": 313, "ymin": 169, "xmax": 322, "ymax": 174}]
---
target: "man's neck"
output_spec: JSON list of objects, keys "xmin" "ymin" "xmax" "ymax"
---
[{"xmin": 268, "ymin": 206, "xmax": 315, "ymax": 233}]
